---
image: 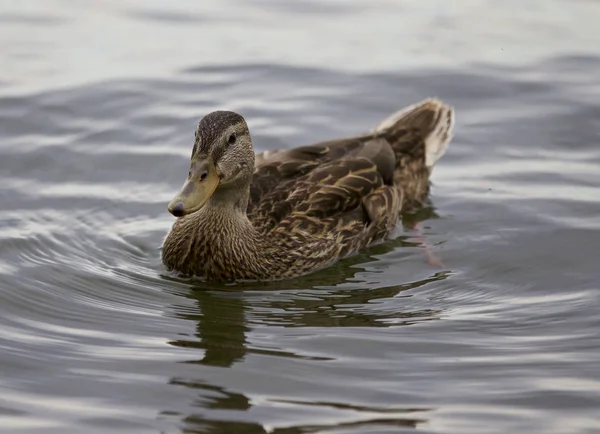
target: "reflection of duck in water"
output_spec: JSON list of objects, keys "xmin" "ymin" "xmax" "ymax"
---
[
  {"xmin": 162, "ymin": 99, "xmax": 454, "ymax": 281},
  {"xmin": 167, "ymin": 268, "xmax": 449, "ymax": 365},
  {"xmin": 164, "ymin": 273, "xmax": 445, "ymax": 432}
]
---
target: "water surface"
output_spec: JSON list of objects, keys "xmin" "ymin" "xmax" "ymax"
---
[{"xmin": 1, "ymin": 1, "xmax": 600, "ymax": 433}]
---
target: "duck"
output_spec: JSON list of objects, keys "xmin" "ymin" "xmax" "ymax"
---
[{"xmin": 162, "ymin": 98, "xmax": 454, "ymax": 281}]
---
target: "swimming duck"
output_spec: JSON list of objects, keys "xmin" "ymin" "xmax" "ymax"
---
[{"xmin": 162, "ymin": 98, "xmax": 454, "ymax": 281}]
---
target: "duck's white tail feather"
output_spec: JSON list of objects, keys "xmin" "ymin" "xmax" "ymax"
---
[{"xmin": 372, "ymin": 98, "xmax": 454, "ymax": 169}]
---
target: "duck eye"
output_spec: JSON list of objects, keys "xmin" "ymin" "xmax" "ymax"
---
[{"xmin": 228, "ymin": 132, "xmax": 236, "ymax": 145}]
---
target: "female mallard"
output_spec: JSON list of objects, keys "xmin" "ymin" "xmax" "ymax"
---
[{"xmin": 162, "ymin": 98, "xmax": 454, "ymax": 281}]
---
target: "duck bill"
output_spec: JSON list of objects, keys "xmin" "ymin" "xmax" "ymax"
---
[{"xmin": 168, "ymin": 159, "xmax": 220, "ymax": 217}]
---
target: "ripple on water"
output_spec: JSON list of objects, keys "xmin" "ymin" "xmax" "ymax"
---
[{"xmin": 1, "ymin": 53, "xmax": 600, "ymax": 433}]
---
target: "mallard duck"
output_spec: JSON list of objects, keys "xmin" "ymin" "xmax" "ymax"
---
[{"xmin": 162, "ymin": 98, "xmax": 454, "ymax": 281}]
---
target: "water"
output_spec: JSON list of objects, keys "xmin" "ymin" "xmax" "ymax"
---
[{"xmin": 1, "ymin": 1, "xmax": 600, "ymax": 433}]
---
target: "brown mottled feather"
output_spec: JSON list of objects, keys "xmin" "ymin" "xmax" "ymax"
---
[{"xmin": 162, "ymin": 98, "xmax": 454, "ymax": 281}]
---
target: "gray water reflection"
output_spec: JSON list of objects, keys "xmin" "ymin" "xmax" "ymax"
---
[
  {"xmin": 165, "ymin": 275, "xmax": 446, "ymax": 432},
  {"xmin": 169, "ymin": 271, "xmax": 449, "ymax": 357}
]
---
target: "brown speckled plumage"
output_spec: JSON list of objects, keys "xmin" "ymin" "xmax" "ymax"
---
[{"xmin": 162, "ymin": 98, "xmax": 454, "ymax": 281}]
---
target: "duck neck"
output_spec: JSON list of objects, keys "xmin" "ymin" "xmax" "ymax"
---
[
  {"xmin": 206, "ymin": 180, "xmax": 250, "ymax": 214},
  {"xmin": 197, "ymin": 181, "xmax": 265, "ymax": 268}
]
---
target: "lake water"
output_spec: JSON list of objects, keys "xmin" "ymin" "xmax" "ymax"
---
[{"xmin": 1, "ymin": 1, "xmax": 600, "ymax": 433}]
